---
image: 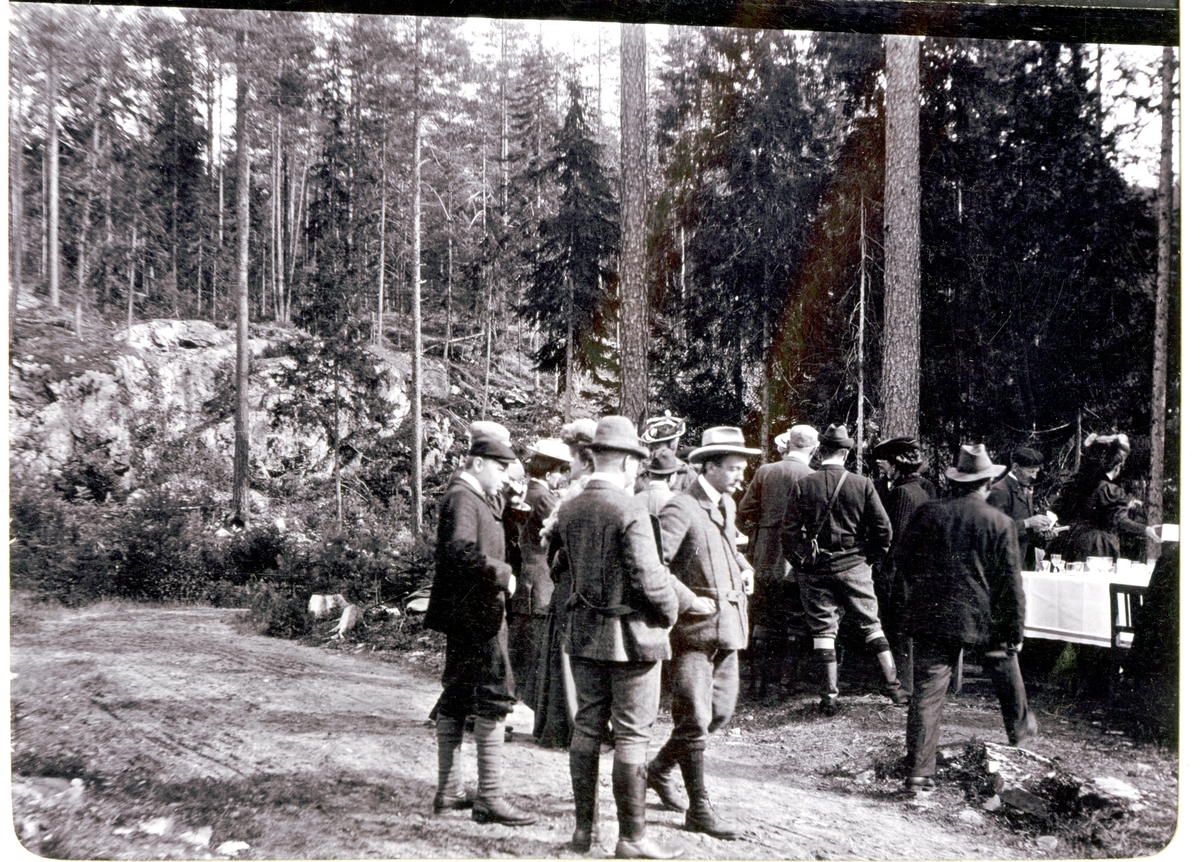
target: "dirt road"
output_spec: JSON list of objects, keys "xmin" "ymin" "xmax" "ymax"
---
[{"xmin": 8, "ymin": 599, "xmax": 1170, "ymax": 859}]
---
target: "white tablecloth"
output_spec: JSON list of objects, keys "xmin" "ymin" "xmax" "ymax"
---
[{"xmin": 1021, "ymin": 568, "xmax": 1153, "ymax": 647}]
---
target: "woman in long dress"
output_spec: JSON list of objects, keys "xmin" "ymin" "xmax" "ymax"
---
[{"xmin": 531, "ymin": 418, "xmax": 596, "ymax": 748}]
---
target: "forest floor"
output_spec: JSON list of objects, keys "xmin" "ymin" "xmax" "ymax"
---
[{"xmin": 9, "ymin": 594, "xmax": 1181, "ymax": 860}]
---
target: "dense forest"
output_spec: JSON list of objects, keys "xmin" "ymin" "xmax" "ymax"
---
[{"xmin": 8, "ymin": 5, "xmax": 1179, "ymax": 520}]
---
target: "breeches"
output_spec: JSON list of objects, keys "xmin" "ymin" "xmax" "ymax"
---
[
  {"xmin": 799, "ymin": 562, "xmax": 884, "ymax": 642},
  {"xmin": 666, "ymin": 647, "xmax": 740, "ymax": 752},
  {"xmin": 438, "ymin": 619, "xmax": 516, "ymax": 721},
  {"xmin": 571, "ymin": 657, "xmax": 662, "ymax": 764}
]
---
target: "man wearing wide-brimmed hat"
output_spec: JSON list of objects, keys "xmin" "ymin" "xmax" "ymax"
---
[
  {"xmin": 639, "ymin": 411, "xmax": 695, "ymax": 491},
  {"xmin": 425, "ymin": 421, "xmax": 537, "ymax": 826},
  {"xmin": 781, "ymin": 424, "xmax": 904, "ymax": 713},
  {"xmin": 893, "ymin": 444, "xmax": 1036, "ymax": 796},
  {"xmin": 549, "ymin": 415, "xmax": 693, "ymax": 858},
  {"xmin": 645, "ymin": 426, "xmax": 759, "ymax": 840},
  {"xmin": 987, "ymin": 446, "xmax": 1054, "ymax": 571},
  {"xmin": 736, "ymin": 424, "xmax": 820, "ymax": 696}
]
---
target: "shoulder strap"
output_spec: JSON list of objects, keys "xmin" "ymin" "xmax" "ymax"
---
[{"xmin": 812, "ymin": 470, "xmax": 850, "ymax": 543}]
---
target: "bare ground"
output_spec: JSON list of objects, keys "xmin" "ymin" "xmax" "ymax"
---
[{"xmin": 8, "ymin": 597, "xmax": 1178, "ymax": 859}]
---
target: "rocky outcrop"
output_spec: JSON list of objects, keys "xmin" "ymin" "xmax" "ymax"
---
[{"xmin": 8, "ymin": 319, "xmax": 457, "ymax": 498}]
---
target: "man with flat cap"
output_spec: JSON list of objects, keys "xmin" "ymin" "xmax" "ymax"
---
[
  {"xmin": 894, "ymin": 444, "xmax": 1036, "ymax": 796},
  {"xmin": 550, "ymin": 415, "xmax": 698, "ymax": 858},
  {"xmin": 645, "ymin": 426, "xmax": 758, "ymax": 840},
  {"xmin": 424, "ymin": 421, "xmax": 536, "ymax": 826},
  {"xmin": 781, "ymin": 424, "xmax": 904, "ymax": 713},
  {"xmin": 987, "ymin": 447, "xmax": 1054, "ymax": 571},
  {"xmin": 736, "ymin": 424, "xmax": 820, "ymax": 696}
]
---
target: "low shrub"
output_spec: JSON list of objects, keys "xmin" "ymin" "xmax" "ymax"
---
[{"xmin": 243, "ymin": 584, "xmax": 312, "ymax": 639}]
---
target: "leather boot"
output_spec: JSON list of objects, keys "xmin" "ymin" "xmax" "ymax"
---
[
  {"xmin": 646, "ymin": 740, "xmax": 687, "ymax": 812},
  {"xmin": 471, "ymin": 717, "xmax": 537, "ymax": 826},
  {"xmin": 433, "ymin": 716, "xmax": 473, "ymax": 813},
  {"xmin": 679, "ymin": 750, "xmax": 741, "ymax": 840},
  {"xmin": 569, "ymin": 747, "xmax": 601, "ymax": 852},
  {"xmin": 877, "ymin": 649, "xmax": 911, "ymax": 705},
  {"xmin": 612, "ymin": 761, "xmax": 681, "ymax": 859},
  {"xmin": 818, "ymin": 650, "xmax": 841, "ymax": 714}
]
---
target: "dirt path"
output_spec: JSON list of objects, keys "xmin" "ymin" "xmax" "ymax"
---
[{"xmin": 8, "ymin": 600, "xmax": 1160, "ymax": 859}]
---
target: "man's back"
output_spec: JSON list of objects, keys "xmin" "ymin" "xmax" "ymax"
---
[{"xmin": 782, "ymin": 464, "xmax": 892, "ymax": 572}]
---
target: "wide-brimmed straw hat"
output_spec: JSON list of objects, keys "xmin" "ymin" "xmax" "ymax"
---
[
  {"xmin": 468, "ymin": 420, "xmax": 517, "ymax": 462},
  {"xmin": 945, "ymin": 444, "xmax": 1006, "ymax": 482},
  {"xmin": 529, "ymin": 438, "xmax": 572, "ymax": 465},
  {"xmin": 645, "ymin": 448, "xmax": 686, "ymax": 476},
  {"xmin": 788, "ymin": 424, "xmax": 820, "ymax": 450},
  {"xmin": 591, "ymin": 416, "xmax": 650, "ymax": 459},
  {"xmin": 560, "ymin": 418, "xmax": 598, "ymax": 449},
  {"xmin": 818, "ymin": 424, "xmax": 855, "ymax": 450},
  {"xmin": 640, "ymin": 412, "xmax": 687, "ymax": 446},
  {"xmin": 688, "ymin": 427, "xmax": 761, "ymax": 463}
]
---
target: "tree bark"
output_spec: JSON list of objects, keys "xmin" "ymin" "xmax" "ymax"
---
[
  {"xmin": 1148, "ymin": 45, "xmax": 1175, "ymax": 544},
  {"xmin": 10, "ymin": 97, "xmax": 23, "ymax": 327},
  {"xmin": 618, "ymin": 23, "xmax": 649, "ymax": 427},
  {"xmin": 411, "ymin": 18, "xmax": 425, "ymax": 536},
  {"xmin": 47, "ymin": 51, "xmax": 60, "ymax": 308},
  {"xmin": 879, "ymin": 35, "xmax": 921, "ymax": 440},
  {"xmin": 233, "ymin": 28, "xmax": 252, "ymax": 524}
]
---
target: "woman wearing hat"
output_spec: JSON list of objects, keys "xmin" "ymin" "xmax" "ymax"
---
[{"xmin": 1056, "ymin": 433, "xmax": 1161, "ymax": 564}]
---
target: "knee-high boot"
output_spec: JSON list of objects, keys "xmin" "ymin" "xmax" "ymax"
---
[
  {"xmin": 613, "ymin": 761, "xmax": 682, "ymax": 859},
  {"xmin": 472, "ymin": 717, "xmax": 537, "ymax": 826},
  {"xmin": 569, "ymin": 746, "xmax": 601, "ymax": 852},
  {"xmin": 434, "ymin": 716, "xmax": 473, "ymax": 813},
  {"xmin": 646, "ymin": 738, "xmax": 687, "ymax": 811},
  {"xmin": 876, "ymin": 647, "xmax": 911, "ymax": 705},
  {"xmin": 679, "ymin": 749, "xmax": 740, "ymax": 840}
]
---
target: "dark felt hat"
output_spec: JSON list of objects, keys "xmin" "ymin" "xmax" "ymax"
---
[
  {"xmin": 873, "ymin": 436, "xmax": 923, "ymax": 466},
  {"xmin": 1012, "ymin": 447, "xmax": 1044, "ymax": 468},
  {"xmin": 945, "ymin": 444, "xmax": 1006, "ymax": 482},
  {"xmin": 818, "ymin": 424, "xmax": 854, "ymax": 450},
  {"xmin": 645, "ymin": 448, "xmax": 686, "ymax": 476},
  {"xmin": 591, "ymin": 415, "xmax": 651, "ymax": 459}
]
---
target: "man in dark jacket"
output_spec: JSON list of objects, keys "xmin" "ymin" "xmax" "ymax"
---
[
  {"xmin": 781, "ymin": 424, "xmax": 904, "ymax": 713},
  {"xmin": 550, "ymin": 415, "xmax": 697, "ymax": 859},
  {"xmin": 424, "ymin": 421, "xmax": 536, "ymax": 826},
  {"xmin": 646, "ymin": 426, "xmax": 759, "ymax": 840},
  {"xmin": 895, "ymin": 444, "xmax": 1037, "ymax": 795},
  {"xmin": 986, "ymin": 446, "xmax": 1054, "ymax": 571},
  {"xmin": 736, "ymin": 424, "xmax": 818, "ymax": 695}
]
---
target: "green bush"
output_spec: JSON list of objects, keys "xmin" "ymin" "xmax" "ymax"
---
[{"xmin": 244, "ymin": 584, "xmax": 311, "ymax": 638}]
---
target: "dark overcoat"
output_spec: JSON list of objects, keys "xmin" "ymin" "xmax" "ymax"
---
[
  {"xmin": 781, "ymin": 464, "xmax": 892, "ymax": 574},
  {"xmin": 425, "ymin": 476, "xmax": 512, "ymax": 640},
  {"xmin": 987, "ymin": 473, "xmax": 1038, "ymax": 570},
  {"xmin": 736, "ymin": 456, "xmax": 813, "ymax": 582},
  {"xmin": 659, "ymin": 480, "xmax": 752, "ymax": 651},
  {"xmin": 552, "ymin": 478, "xmax": 688, "ymax": 663},
  {"xmin": 514, "ymin": 480, "xmax": 558, "ymax": 616},
  {"xmin": 894, "ymin": 494, "xmax": 1024, "ymax": 647}
]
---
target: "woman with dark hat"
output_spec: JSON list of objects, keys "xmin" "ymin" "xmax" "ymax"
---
[{"xmin": 1056, "ymin": 433, "xmax": 1161, "ymax": 563}]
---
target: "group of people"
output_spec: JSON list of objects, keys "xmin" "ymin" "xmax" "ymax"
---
[{"xmin": 422, "ymin": 412, "xmax": 1162, "ymax": 857}]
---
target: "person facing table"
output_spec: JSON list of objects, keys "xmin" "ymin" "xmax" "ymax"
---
[
  {"xmin": 987, "ymin": 446, "xmax": 1054, "ymax": 571},
  {"xmin": 1056, "ymin": 433, "xmax": 1161, "ymax": 564}
]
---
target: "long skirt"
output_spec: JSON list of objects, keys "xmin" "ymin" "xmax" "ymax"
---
[{"xmin": 531, "ymin": 586, "xmax": 576, "ymax": 748}]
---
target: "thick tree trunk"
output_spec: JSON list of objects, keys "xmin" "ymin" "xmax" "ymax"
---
[
  {"xmin": 411, "ymin": 19, "xmax": 425, "ymax": 536},
  {"xmin": 233, "ymin": 30, "xmax": 252, "ymax": 523},
  {"xmin": 618, "ymin": 23, "xmax": 649, "ymax": 427},
  {"xmin": 1148, "ymin": 46, "xmax": 1175, "ymax": 545},
  {"xmin": 879, "ymin": 35, "xmax": 921, "ymax": 440},
  {"xmin": 47, "ymin": 52, "xmax": 60, "ymax": 308}
]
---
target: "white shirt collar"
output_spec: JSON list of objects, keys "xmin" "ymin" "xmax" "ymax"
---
[
  {"xmin": 459, "ymin": 471, "xmax": 485, "ymax": 497},
  {"xmin": 696, "ymin": 474, "xmax": 722, "ymax": 505},
  {"xmin": 587, "ymin": 473, "xmax": 634, "ymax": 495},
  {"xmin": 820, "ymin": 456, "xmax": 845, "ymax": 466},
  {"xmin": 785, "ymin": 450, "xmax": 811, "ymax": 463}
]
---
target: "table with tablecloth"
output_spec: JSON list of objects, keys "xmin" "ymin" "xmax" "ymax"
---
[{"xmin": 1021, "ymin": 567, "xmax": 1153, "ymax": 647}]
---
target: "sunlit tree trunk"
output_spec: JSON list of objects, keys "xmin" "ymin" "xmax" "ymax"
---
[
  {"xmin": 1148, "ymin": 45, "xmax": 1175, "ymax": 548},
  {"xmin": 411, "ymin": 18, "xmax": 425, "ymax": 535},
  {"xmin": 879, "ymin": 35, "xmax": 921, "ymax": 439},
  {"xmin": 618, "ymin": 23, "xmax": 649, "ymax": 427},
  {"xmin": 10, "ymin": 97, "xmax": 23, "ymax": 326},
  {"xmin": 233, "ymin": 28, "xmax": 251, "ymax": 524},
  {"xmin": 47, "ymin": 51, "xmax": 60, "ymax": 308}
]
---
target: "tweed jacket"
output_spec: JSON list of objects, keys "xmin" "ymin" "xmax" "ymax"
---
[
  {"xmin": 781, "ymin": 463, "xmax": 892, "ymax": 574},
  {"xmin": 513, "ymin": 480, "xmax": 558, "ymax": 616},
  {"xmin": 425, "ymin": 476, "xmax": 513, "ymax": 640},
  {"xmin": 987, "ymin": 473, "xmax": 1038, "ymax": 570},
  {"xmin": 636, "ymin": 480, "xmax": 675, "ymax": 518},
  {"xmin": 551, "ymin": 478, "xmax": 688, "ymax": 663},
  {"xmin": 736, "ymin": 456, "xmax": 813, "ymax": 582},
  {"xmin": 894, "ymin": 494, "xmax": 1024, "ymax": 647},
  {"xmin": 659, "ymin": 479, "xmax": 752, "ymax": 651}
]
